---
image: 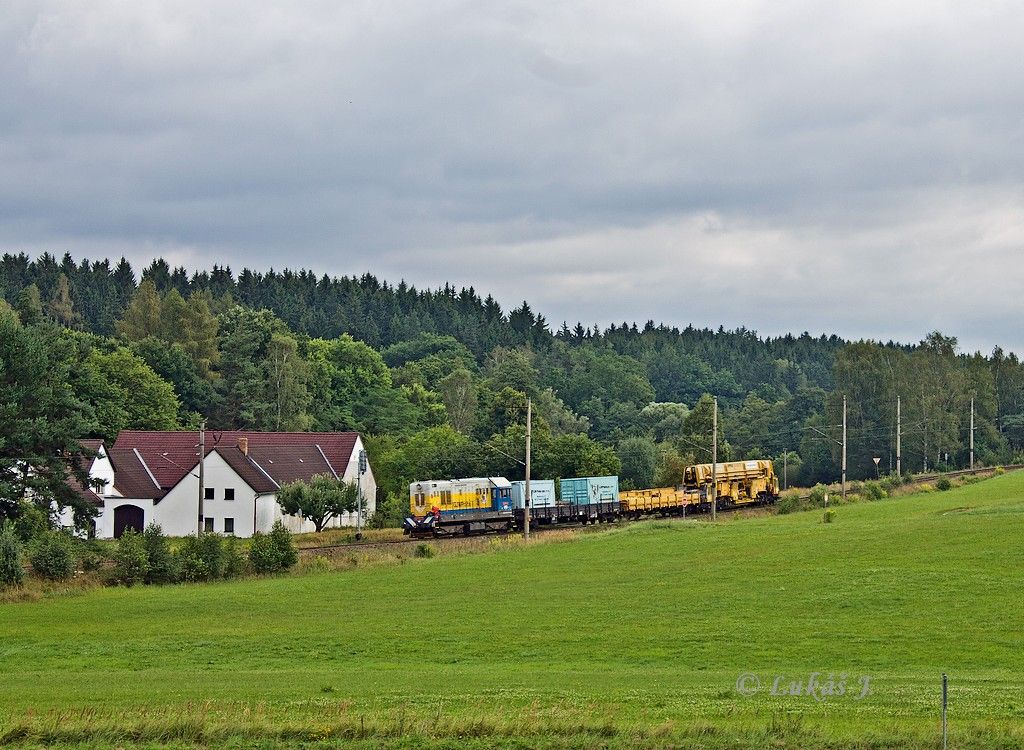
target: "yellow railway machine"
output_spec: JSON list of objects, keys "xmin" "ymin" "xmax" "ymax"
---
[{"xmin": 683, "ymin": 459, "xmax": 779, "ymax": 510}]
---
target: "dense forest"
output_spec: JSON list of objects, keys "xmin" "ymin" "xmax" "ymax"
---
[{"xmin": 3, "ymin": 251, "xmax": 1024, "ymax": 528}]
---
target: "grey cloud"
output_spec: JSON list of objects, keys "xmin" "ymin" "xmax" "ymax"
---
[{"xmin": 2, "ymin": 1, "xmax": 1024, "ymax": 352}]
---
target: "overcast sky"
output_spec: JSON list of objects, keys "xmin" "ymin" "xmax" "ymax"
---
[{"xmin": 3, "ymin": 2, "xmax": 1023, "ymax": 353}]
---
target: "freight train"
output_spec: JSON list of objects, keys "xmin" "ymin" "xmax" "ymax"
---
[{"xmin": 403, "ymin": 460, "xmax": 779, "ymax": 536}]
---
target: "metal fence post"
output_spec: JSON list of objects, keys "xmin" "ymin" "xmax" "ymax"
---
[{"xmin": 942, "ymin": 673, "xmax": 948, "ymax": 750}]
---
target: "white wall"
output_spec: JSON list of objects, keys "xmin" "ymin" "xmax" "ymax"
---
[
  {"xmin": 156, "ymin": 450, "xmax": 259, "ymax": 537},
  {"xmin": 94, "ymin": 498, "xmax": 155, "ymax": 539},
  {"xmin": 338, "ymin": 436, "xmax": 377, "ymax": 526}
]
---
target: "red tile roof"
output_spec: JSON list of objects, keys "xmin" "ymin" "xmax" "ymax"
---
[
  {"xmin": 246, "ymin": 444, "xmax": 336, "ymax": 485},
  {"xmin": 110, "ymin": 431, "xmax": 361, "ymax": 500},
  {"xmin": 108, "ymin": 447, "xmax": 164, "ymax": 499}
]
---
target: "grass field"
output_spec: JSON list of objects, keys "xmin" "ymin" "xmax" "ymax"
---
[{"xmin": 2, "ymin": 474, "xmax": 1023, "ymax": 749}]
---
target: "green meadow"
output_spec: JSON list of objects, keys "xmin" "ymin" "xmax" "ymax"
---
[{"xmin": 2, "ymin": 474, "xmax": 1023, "ymax": 749}]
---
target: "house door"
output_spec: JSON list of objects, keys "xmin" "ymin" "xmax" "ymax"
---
[{"xmin": 113, "ymin": 505, "xmax": 145, "ymax": 538}]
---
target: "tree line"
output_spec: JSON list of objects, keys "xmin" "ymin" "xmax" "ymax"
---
[{"xmin": 3, "ymin": 251, "xmax": 1024, "ymax": 530}]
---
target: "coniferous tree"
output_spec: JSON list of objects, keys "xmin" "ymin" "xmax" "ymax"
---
[{"xmin": 46, "ymin": 274, "xmax": 82, "ymax": 328}]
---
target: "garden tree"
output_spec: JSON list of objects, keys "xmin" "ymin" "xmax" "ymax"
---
[
  {"xmin": 71, "ymin": 338, "xmax": 183, "ymax": 441},
  {"xmin": 45, "ymin": 274, "xmax": 81, "ymax": 328},
  {"xmin": 437, "ymin": 367, "xmax": 478, "ymax": 434},
  {"xmin": 277, "ymin": 474, "xmax": 360, "ymax": 532},
  {"xmin": 0, "ymin": 310, "xmax": 96, "ymax": 527},
  {"xmin": 15, "ymin": 284, "xmax": 43, "ymax": 326},
  {"xmin": 617, "ymin": 436, "xmax": 658, "ymax": 489},
  {"xmin": 130, "ymin": 337, "xmax": 220, "ymax": 423},
  {"xmin": 116, "ymin": 278, "xmax": 162, "ymax": 340},
  {"xmin": 639, "ymin": 402, "xmax": 689, "ymax": 443}
]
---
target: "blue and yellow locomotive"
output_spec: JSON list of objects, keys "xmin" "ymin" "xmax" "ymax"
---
[{"xmin": 404, "ymin": 477, "xmax": 514, "ymax": 536}]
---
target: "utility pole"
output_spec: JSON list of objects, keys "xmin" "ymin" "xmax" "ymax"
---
[
  {"xmin": 970, "ymin": 397, "xmax": 975, "ymax": 470},
  {"xmin": 711, "ymin": 396, "xmax": 718, "ymax": 521},
  {"xmin": 842, "ymin": 395, "xmax": 847, "ymax": 501},
  {"xmin": 524, "ymin": 397, "xmax": 532, "ymax": 540},
  {"xmin": 197, "ymin": 420, "xmax": 206, "ymax": 535},
  {"xmin": 896, "ymin": 396, "xmax": 902, "ymax": 477}
]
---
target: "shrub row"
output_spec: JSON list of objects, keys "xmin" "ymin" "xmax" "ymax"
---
[
  {"xmin": 110, "ymin": 521, "xmax": 298, "ymax": 587},
  {"xmin": 0, "ymin": 517, "xmax": 300, "ymax": 590}
]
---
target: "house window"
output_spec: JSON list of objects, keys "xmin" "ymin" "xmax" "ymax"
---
[
  {"xmin": 224, "ymin": 518, "xmax": 235, "ymax": 534},
  {"xmin": 204, "ymin": 487, "xmax": 215, "ymax": 500},
  {"xmin": 203, "ymin": 517, "xmax": 215, "ymax": 533},
  {"xmin": 224, "ymin": 488, "xmax": 235, "ymax": 501}
]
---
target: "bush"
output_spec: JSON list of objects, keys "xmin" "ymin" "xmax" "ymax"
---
[
  {"xmin": 936, "ymin": 477, "xmax": 953, "ymax": 492},
  {"xmin": 12, "ymin": 503, "xmax": 48, "ymax": 543},
  {"xmin": 248, "ymin": 532, "xmax": 280, "ymax": 573},
  {"xmin": 823, "ymin": 509, "xmax": 835, "ymax": 524},
  {"xmin": 808, "ymin": 484, "xmax": 828, "ymax": 506},
  {"xmin": 994, "ymin": 466, "xmax": 1006, "ymax": 476},
  {"xmin": 29, "ymin": 531, "xmax": 75, "ymax": 581},
  {"xmin": 249, "ymin": 521, "xmax": 298, "ymax": 574},
  {"xmin": 178, "ymin": 533, "xmax": 229, "ymax": 582},
  {"xmin": 111, "ymin": 529, "xmax": 149, "ymax": 587},
  {"xmin": 415, "ymin": 542, "xmax": 436, "ymax": 559},
  {"xmin": 776, "ymin": 493, "xmax": 809, "ymax": 515},
  {"xmin": 0, "ymin": 522, "xmax": 25, "ymax": 587},
  {"xmin": 79, "ymin": 540, "xmax": 106, "ymax": 572},
  {"xmin": 880, "ymin": 474, "xmax": 900, "ymax": 494},
  {"xmin": 143, "ymin": 524, "xmax": 178, "ymax": 584},
  {"xmin": 222, "ymin": 536, "xmax": 245, "ymax": 579},
  {"xmin": 270, "ymin": 521, "xmax": 298, "ymax": 570},
  {"xmin": 862, "ymin": 481, "xmax": 887, "ymax": 501},
  {"xmin": 369, "ymin": 492, "xmax": 406, "ymax": 529}
]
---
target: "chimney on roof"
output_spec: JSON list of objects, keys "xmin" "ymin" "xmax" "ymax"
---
[{"xmin": 238, "ymin": 437, "xmax": 249, "ymax": 456}]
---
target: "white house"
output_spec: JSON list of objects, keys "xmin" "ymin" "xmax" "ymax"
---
[{"xmin": 70, "ymin": 431, "xmax": 376, "ymax": 539}]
